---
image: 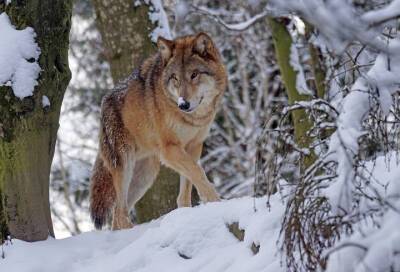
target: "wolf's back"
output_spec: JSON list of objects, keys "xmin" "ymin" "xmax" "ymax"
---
[{"xmin": 90, "ymin": 156, "xmax": 115, "ymax": 229}]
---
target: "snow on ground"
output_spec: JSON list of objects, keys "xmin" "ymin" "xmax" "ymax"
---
[
  {"xmin": 0, "ymin": 12, "xmax": 41, "ymax": 99},
  {"xmin": 0, "ymin": 197, "xmax": 284, "ymax": 272}
]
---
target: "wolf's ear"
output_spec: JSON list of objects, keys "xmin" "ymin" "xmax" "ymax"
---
[
  {"xmin": 193, "ymin": 32, "xmax": 217, "ymax": 60},
  {"xmin": 157, "ymin": 36, "xmax": 174, "ymax": 63}
]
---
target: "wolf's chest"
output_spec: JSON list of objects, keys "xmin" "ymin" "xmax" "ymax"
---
[
  {"xmin": 163, "ymin": 116, "xmax": 200, "ymax": 144},
  {"xmin": 171, "ymin": 122, "xmax": 200, "ymax": 143}
]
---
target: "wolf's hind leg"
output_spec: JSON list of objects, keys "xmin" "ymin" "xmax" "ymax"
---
[
  {"xmin": 127, "ymin": 156, "xmax": 160, "ymax": 210},
  {"xmin": 111, "ymin": 152, "xmax": 135, "ymax": 230}
]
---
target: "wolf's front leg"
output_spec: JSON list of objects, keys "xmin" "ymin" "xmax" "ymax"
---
[
  {"xmin": 177, "ymin": 176, "xmax": 192, "ymax": 208},
  {"xmin": 161, "ymin": 144, "xmax": 220, "ymax": 203},
  {"xmin": 177, "ymin": 142, "xmax": 205, "ymax": 207}
]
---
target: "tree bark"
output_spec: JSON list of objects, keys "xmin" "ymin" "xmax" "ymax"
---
[
  {"xmin": 0, "ymin": 0, "xmax": 72, "ymax": 242},
  {"xmin": 305, "ymin": 23, "xmax": 326, "ymax": 99},
  {"xmin": 267, "ymin": 18, "xmax": 316, "ymax": 170},
  {"xmin": 92, "ymin": 0, "xmax": 180, "ymax": 224}
]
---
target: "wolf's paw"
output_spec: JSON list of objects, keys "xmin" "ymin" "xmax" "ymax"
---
[
  {"xmin": 200, "ymin": 187, "xmax": 220, "ymax": 203},
  {"xmin": 177, "ymin": 196, "xmax": 192, "ymax": 208},
  {"xmin": 112, "ymin": 214, "xmax": 134, "ymax": 230},
  {"xmin": 119, "ymin": 218, "xmax": 134, "ymax": 229}
]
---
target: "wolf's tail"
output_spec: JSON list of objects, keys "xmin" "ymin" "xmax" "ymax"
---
[{"xmin": 90, "ymin": 156, "xmax": 115, "ymax": 230}]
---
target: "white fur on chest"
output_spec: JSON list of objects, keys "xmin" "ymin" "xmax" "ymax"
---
[{"xmin": 171, "ymin": 121, "xmax": 200, "ymax": 144}]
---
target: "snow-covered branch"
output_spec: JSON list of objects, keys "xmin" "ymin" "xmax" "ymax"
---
[{"xmin": 190, "ymin": 5, "xmax": 272, "ymax": 31}]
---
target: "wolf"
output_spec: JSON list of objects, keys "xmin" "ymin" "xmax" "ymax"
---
[{"xmin": 89, "ymin": 33, "xmax": 227, "ymax": 230}]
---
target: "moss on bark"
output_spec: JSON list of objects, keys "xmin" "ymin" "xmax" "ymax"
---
[{"xmin": 0, "ymin": 0, "xmax": 72, "ymax": 242}]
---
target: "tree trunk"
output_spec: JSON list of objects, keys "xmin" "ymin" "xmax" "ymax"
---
[
  {"xmin": 0, "ymin": 1, "xmax": 72, "ymax": 242},
  {"xmin": 267, "ymin": 18, "xmax": 316, "ymax": 170},
  {"xmin": 92, "ymin": 0, "xmax": 180, "ymax": 224},
  {"xmin": 305, "ymin": 23, "xmax": 326, "ymax": 99}
]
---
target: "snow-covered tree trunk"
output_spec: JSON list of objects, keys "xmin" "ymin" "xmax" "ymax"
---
[
  {"xmin": 0, "ymin": 1, "xmax": 72, "ymax": 242},
  {"xmin": 92, "ymin": 0, "xmax": 180, "ymax": 223}
]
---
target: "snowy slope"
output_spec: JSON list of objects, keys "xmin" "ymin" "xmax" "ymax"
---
[{"xmin": 0, "ymin": 197, "xmax": 284, "ymax": 272}]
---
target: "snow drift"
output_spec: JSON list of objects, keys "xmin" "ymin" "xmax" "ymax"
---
[{"xmin": 0, "ymin": 197, "xmax": 284, "ymax": 272}]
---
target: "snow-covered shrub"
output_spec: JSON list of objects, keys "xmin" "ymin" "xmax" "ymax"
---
[{"xmin": 257, "ymin": 0, "xmax": 400, "ymax": 270}]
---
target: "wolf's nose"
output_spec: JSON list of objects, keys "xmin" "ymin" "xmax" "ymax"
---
[
  {"xmin": 178, "ymin": 97, "xmax": 190, "ymax": 111},
  {"xmin": 179, "ymin": 101, "xmax": 190, "ymax": 111}
]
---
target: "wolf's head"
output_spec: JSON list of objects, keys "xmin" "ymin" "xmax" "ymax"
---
[{"xmin": 157, "ymin": 33, "xmax": 226, "ymax": 113}]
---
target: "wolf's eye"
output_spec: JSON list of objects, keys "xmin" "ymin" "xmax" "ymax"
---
[{"xmin": 191, "ymin": 71, "xmax": 199, "ymax": 80}]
